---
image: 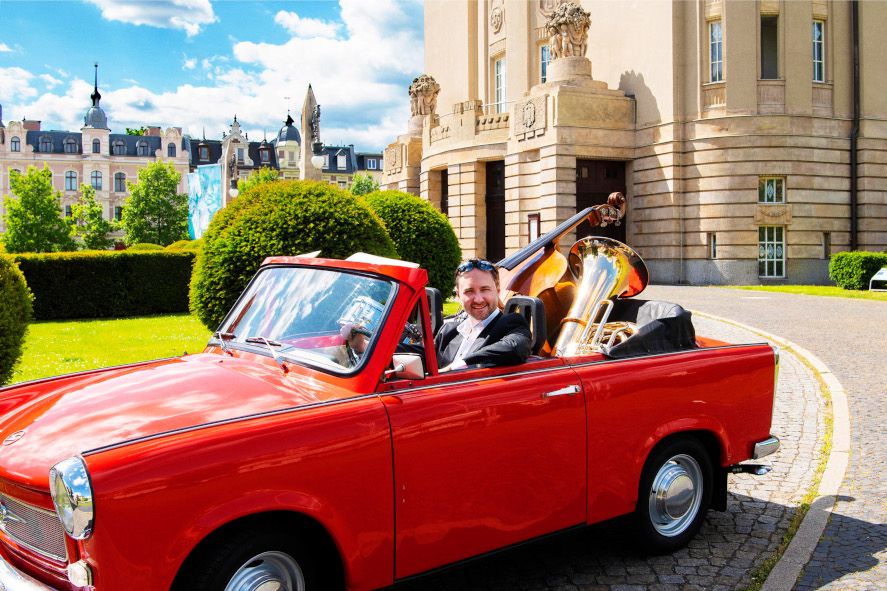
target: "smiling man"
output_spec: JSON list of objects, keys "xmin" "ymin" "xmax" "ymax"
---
[{"xmin": 435, "ymin": 259, "xmax": 532, "ymax": 372}]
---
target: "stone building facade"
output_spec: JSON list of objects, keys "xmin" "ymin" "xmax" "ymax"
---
[
  {"xmin": 385, "ymin": 0, "xmax": 886, "ymax": 285},
  {"xmin": 0, "ymin": 76, "xmax": 189, "ymax": 233}
]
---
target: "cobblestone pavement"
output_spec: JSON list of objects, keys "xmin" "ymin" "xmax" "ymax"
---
[
  {"xmin": 391, "ymin": 308, "xmax": 827, "ymax": 591},
  {"xmin": 645, "ymin": 286, "xmax": 887, "ymax": 591}
]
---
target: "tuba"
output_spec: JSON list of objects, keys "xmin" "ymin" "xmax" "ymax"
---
[{"xmin": 552, "ymin": 237, "xmax": 649, "ymax": 357}]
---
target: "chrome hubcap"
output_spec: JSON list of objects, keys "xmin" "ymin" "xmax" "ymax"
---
[
  {"xmin": 225, "ymin": 551, "xmax": 306, "ymax": 591},
  {"xmin": 648, "ymin": 453, "xmax": 703, "ymax": 537}
]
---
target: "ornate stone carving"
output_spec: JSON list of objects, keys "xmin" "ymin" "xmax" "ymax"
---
[
  {"xmin": 490, "ymin": 5, "xmax": 504, "ymax": 33},
  {"xmin": 384, "ymin": 145, "xmax": 403, "ymax": 175},
  {"xmin": 754, "ymin": 204, "xmax": 793, "ymax": 225},
  {"xmin": 546, "ymin": 2, "xmax": 591, "ymax": 60},
  {"xmin": 514, "ymin": 96, "xmax": 547, "ymax": 141},
  {"xmin": 539, "ymin": 0, "xmax": 567, "ymax": 17},
  {"xmin": 409, "ymin": 74, "xmax": 441, "ymax": 117}
]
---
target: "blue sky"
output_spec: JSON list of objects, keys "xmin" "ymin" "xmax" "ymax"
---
[{"xmin": 0, "ymin": 0, "xmax": 424, "ymax": 151}]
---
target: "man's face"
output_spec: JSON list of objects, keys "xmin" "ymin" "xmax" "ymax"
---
[{"xmin": 456, "ymin": 268, "xmax": 498, "ymax": 321}]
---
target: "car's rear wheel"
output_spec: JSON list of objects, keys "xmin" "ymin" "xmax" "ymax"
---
[
  {"xmin": 175, "ymin": 529, "xmax": 320, "ymax": 591},
  {"xmin": 633, "ymin": 437, "xmax": 712, "ymax": 553}
]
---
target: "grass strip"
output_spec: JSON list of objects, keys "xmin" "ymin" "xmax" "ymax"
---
[{"xmin": 722, "ymin": 284, "xmax": 887, "ymax": 302}]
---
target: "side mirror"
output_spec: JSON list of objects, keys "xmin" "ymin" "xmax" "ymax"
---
[{"xmin": 384, "ymin": 354, "xmax": 425, "ymax": 380}]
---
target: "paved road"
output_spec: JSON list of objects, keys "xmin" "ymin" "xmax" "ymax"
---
[
  {"xmin": 391, "ymin": 291, "xmax": 831, "ymax": 591},
  {"xmin": 646, "ymin": 286, "xmax": 887, "ymax": 591}
]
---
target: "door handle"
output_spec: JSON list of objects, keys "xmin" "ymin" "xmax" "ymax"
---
[{"xmin": 543, "ymin": 385, "xmax": 581, "ymax": 398}]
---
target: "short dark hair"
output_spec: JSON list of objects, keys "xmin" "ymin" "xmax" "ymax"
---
[{"xmin": 455, "ymin": 258, "xmax": 500, "ymax": 291}]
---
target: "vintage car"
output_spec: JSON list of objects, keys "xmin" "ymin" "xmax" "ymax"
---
[{"xmin": 0, "ymin": 207, "xmax": 779, "ymax": 591}]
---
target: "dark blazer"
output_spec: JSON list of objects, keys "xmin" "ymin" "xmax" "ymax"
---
[{"xmin": 434, "ymin": 312, "xmax": 532, "ymax": 369}]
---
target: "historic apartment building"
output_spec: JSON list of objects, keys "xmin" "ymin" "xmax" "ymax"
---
[
  {"xmin": 0, "ymin": 74, "xmax": 190, "ymax": 233},
  {"xmin": 384, "ymin": 0, "xmax": 886, "ymax": 284}
]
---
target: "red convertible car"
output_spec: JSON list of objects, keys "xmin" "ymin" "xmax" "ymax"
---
[{"xmin": 0, "ymin": 209, "xmax": 779, "ymax": 591}]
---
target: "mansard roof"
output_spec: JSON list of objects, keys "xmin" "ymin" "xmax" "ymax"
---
[
  {"xmin": 187, "ymin": 138, "xmax": 279, "ymax": 170},
  {"xmin": 23, "ymin": 130, "xmax": 186, "ymax": 156}
]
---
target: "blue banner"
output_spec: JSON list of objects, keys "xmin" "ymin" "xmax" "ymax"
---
[{"xmin": 187, "ymin": 164, "xmax": 223, "ymax": 239}]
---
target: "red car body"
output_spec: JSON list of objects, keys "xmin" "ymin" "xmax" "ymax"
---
[{"xmin": 0, "ymin": 256, "xmax": 778, "ymax": 591}]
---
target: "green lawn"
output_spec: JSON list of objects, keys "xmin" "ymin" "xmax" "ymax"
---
[
  {"xmin": 726, "ymin": 285, "xmax": 887, "ymax": 301},
  {"xmin": 10, "ymin": 314, "xmax": 212, "ymax": 385}
]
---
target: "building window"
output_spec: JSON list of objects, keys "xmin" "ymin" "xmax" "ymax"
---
[
  {"xmin": 278, "ymin": 150, "xmax": 284, "ymax": 160},
  {"xmin": 494, "ymin": 57, "xmax": 507, "ymax": 113},
  {"xmin": 337, "ymin": 154, "xmax": 346, "ymax": 170},
  {"xmin": 65, "ymin": 205, "xmax": 72, "ymax": 217},
  {"xmin": 759, "ymin": 177, "xmax": 785, "ymax": 203},
  {"xmin": 367, "ymin": 159, "xmax": 377, "ymax": 170},
  {"xmin": 39, "ymin": 136, "xmax": 52, "ymax": 152},
  {"xmin": 198, "ymin": 145, "xmax": 209, "ymax": 161},
  {"xmin": 709, "ymin": 233, "xmax": 718, "ymax": 259},
  {"xmin": 812, "ymin": 20, "xmax": 825, "ymax": 82},
  {"xmin": 540, "ymin": 45, "xmax": 551, "ymax": 83},
  {"xmin": 236, "ymin": 148, "xmax": 245, "ymax": 164},
  {"xmin": 440, "ymin": 169, "xmax": 448, "ymax": 216},
  {"xmin": 65, "ymin": 171, "xmax": 77, "ymax": 191},
  {"xmin": 822, "ymin": 232, "xmax": 831, "ymax": 259},
  {"xmin": 528, "ymin": 213, "xmax": 541, "ymax": 242},
  {"xmin": 114, "ymin": 206, "xmax": 123, "ymax": 221},
  {"xmin": 338, "ymin": 180, "xmax": 347, "ymax": 188},
  {"xmin": 91, "ymin": 170, "xmax": 102, "ymax": 190},
  {"xmin": 709, "ymin": 21, "xmax": 723, "ymax": 82},
  {"xmin": 758, "ymin": 226, "xmax": 785, "ymax": 278},
  {"xmin": 11, "ymin": 137, "xmax": 20, "ymax": 152},
  {"xmin": 260, "ymin": 148, "xmax": 270, "ymax": 163},
  {"xmin": 136, "ymin": 140, "xmax": 149, "ymax": 156},
  {"xmin": 64, "ymin": 138, "xmax": 78, "ymax": 154},
  {"xmin": 114, "ymin": 172, "xmax": 126, "ymax": 193},
  {"xmin": 761, "ymin": 15, "xmax": 778, "ymax": 79},
  {"xmin": 112, "ymin": 140, "xmax": 126, "ymax": 156},
  {"xmin": 92, "ymin": 138, "xmax": 101, "ymax": 153},
  {"xmin": 167, "ymin": 143, "xmax": 176, "ymax": 157}
]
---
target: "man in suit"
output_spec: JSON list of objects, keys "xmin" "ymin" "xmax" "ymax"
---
[{"xmin": 436, "ymin": 259, "xmax": 531, "ymax": 371}]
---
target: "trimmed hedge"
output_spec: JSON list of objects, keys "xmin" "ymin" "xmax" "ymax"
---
[
  {"xmin": 364, "ymin": 190, "xmax": 462, "ymax": 297},
  {"xmin": 128, "ymin": 243, "xmax": 164, "ymax": 251},
  {"xmin": 190, "ymin": 180, "xmax": 397, "ymax": 330},
  {"xmin": 0, "ymin": 256, "xmax": 32, "ymax": 385},
  {"xmin": 166, "ymin": 239, "xmax": 202, "ymax": 251},
  {"xmin": 13, "ymin": 251, "xmax": 195, "ymax": 320},
  {"xmin": 828, "ymin": 251, "xmax": 887, "ymax": 290}
]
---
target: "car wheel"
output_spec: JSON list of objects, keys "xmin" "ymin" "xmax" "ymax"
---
[
  {"xmin": 175, "ymin": 529, "xmax": 321, "ymax": 591},
  {"xmin": 633, "ymin": 437, "xmax": 712, "ymax": 553}
]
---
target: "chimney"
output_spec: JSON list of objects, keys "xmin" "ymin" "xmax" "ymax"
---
[
  {"xmin": 145, "ymin": 126, "xmax": 162, "ymax": 136},
  {"xmin": 23, "ymin": 119, "xmax": 41, "ymax": 131}
]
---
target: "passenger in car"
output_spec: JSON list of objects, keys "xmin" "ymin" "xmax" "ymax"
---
[{"xmin": 436, "ymin": 259, "xmax": 532, "ymax": 372}]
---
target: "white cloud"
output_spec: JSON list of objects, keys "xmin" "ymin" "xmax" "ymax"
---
[
  {"xmin": 85, "ymin": 0, "xmax": 216, "ymax": 37},
  {"xmin": 274, "ymin": 11, "xmax": 341, "ymax": 39},
  {"xmin": 183, "ymin": 57, "xmax": 197, "ymax": 70},
  {"xmin": 4, "ymin": 0, "xmax": 423, "ymax": 151},
  {"xmin": 39, "ymin": 73, "xmax": 63, "ymax": 89},
  {"xmin": 0, "ymin": 43, "xmax": 12, "ymax": 52}
]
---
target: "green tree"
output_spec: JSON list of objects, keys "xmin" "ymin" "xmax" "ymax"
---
[
  {"xmin": 350, "ymin": 172, "xmax": 380, "ymax": 196},
  {"xmin": 71, "ymin": 184, "xmax": 116, "ymax": 250},
  {"xmin": 125, "ymin": 126, "xmax": 148, "ymax": 136},
  {"xmin": 0, "ymin": 254, "xmax": 32, "ymax": 385},
  {"xmin": 120, "ymin": 161, "xmax": 189, "ymax": 246},
  {"xmin": 237, "ymin": 167, "xmax": 280, "ymax": 194},
  {"xmin": 2, "ymin": 165, "xmax": 76, "ymax": 253}
]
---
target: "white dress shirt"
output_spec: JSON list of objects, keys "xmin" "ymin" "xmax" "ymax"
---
[{"xmin": 448, "ymin": 309, "xmax": 500, "ymax": 370}]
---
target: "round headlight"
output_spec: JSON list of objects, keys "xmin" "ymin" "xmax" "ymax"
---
[{"xmin": 49, "ymin": 456, "xmax": 94, "ymax": 539}]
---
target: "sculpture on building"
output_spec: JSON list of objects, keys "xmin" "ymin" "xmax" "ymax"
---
[
  {"xmin": 546, "ymin": 2, "xmax": 591, "ymax": 59},
  {"xmin": 408, "ymin": 74, "xmax": 441, "ymax": 117}
]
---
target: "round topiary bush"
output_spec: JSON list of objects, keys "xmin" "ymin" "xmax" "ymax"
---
[
  {"xmin": 364, "ymin": 190, "xmax": 461, "ymax": 297},
  {"xmin": 0, "ymin": 255, "xmax": 33, "ymax": 385},
  {"xmin": 128, "ymin": 243, "xmax": 164, "ymax": 251},
  {"xmin": 190, "ymin": 180, "xmax": 397, "ymax": 330},
  {"xmin": 166, "ymin": 239, "xmax": 202, "ymax": 251}
]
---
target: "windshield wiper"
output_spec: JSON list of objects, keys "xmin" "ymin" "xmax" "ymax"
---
[
  {"xmin": 245, "ymin": 336, "xmax": 289, "ymax": 373},
  {"xmin": 212, "ymin": 331, "xmax": 235, "ymax": 356}
]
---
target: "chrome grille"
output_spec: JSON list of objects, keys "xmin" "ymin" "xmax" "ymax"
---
[{"xmin": 0, "ymin": 492, "xmax": 67, "ymax": 562}]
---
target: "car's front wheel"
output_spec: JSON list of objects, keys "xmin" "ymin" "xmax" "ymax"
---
[{"xmin": 632, "ymin": 437, "xmax": 713, "ymax": 553}]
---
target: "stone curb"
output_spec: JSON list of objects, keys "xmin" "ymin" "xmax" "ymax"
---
[{"xmin": 691, "ymin": 311, "xmax": 851, "ymax": 591}]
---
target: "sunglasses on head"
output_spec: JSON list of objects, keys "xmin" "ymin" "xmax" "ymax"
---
[{"xmin": 457, "ymin": 259, "xmax": 496, "ymax": 274}]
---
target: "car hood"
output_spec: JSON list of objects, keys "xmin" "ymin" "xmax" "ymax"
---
[{"xmin": 0, "ymin": 354, "xmax": 346, "ymax": 487}]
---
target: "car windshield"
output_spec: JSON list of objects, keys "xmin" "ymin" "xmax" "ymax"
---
[{"xmin": 218, "ymin": 266, "xmax": 395, "ymax": 373}]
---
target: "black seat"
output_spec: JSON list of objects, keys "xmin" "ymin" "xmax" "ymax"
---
[
  {"xmin": 605, "ymin": 299, "xmax": 696, "ymax": 358},
  {"xmin": 504, "ymin": 295, "xmax": 547, "ymax": 355},
  {"xmin": 426, "ymin": 287, "xmax": 443, "ymax": 336}
]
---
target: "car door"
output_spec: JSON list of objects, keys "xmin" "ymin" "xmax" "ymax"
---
[{"xmin": 380, "ymin": 358, "xmax": 586, "ymax": 579}]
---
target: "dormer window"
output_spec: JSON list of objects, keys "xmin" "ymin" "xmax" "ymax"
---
[
  {"xmin": 136, "ymin": 140, "xmax": 149, "ymax": 156},
  {"xmin": 92, "ymin": 138, "xmax": 101, "ymax": 153},
  {"xmin": 11, "ymin": 137, "xmax": 20, "ymax": 152},
  {"xmin": 337, "ymin": 154, "xmax": 346, "ymax": 170},
  {"xmin": 237, "ymin": 148, "xmax": 245, "ymax": 164},
  {"xmin": 167, "ymin": 142, "xmax": 176, "ymax": 157},
  {"xmin": 260, "ymin": 148, "xmax": 270, "ymax": 163},
  {"xmin": 367, "ymin": 159, "xmax": 377, "ymax": 170},
  {"xmin": 39, "ymin": 136, "xmax": 52, "ymax": 152},
  {"xmin": 198, "ymin": 145, "xmax": 209, "ymax": 161},
  {"xmin": 112, "ymin": 140, "xmax": 126, "ymax": 155},
  {"xmin": 64, "ymin": 138, "xmax": 78, "ymax": 154}
]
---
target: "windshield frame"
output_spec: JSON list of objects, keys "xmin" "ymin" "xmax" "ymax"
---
[{"xmin": 209, "ymin": 263, "xmax": 400, "ymax": 377}]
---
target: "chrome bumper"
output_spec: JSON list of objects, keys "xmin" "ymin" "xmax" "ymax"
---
[
  {"xmin": 753, "ymin": 435, "xmax": 780, "ymax": 459},
  {"xmin": 0, "ymin": 555, "xmax": 56, "ymax": 591}
]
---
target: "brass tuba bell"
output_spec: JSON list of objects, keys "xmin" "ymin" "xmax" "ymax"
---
[{"xmin": 552, "ymin": 237, "xmax": 649, "ymax": 357}]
